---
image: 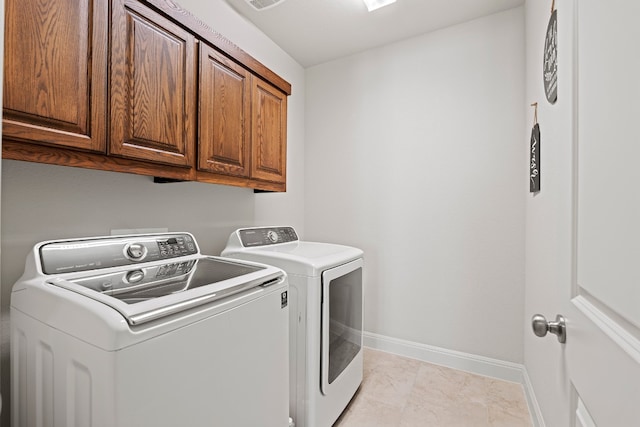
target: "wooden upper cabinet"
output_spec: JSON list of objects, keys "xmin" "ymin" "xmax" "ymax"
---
[
  {"xmin": 198, "ymin": 44, "xmax": 251, "ymax": 177},
  {"xmin": 3, "ymin": 0, "xmax": 290, "ymax": 190},
  {"xmin": 2, "ymin": 0, "xmax": 108, "ymax": 152},
  {"xmin": 110, "ymin": 0, "xmax": 196, "ymax": 167},
  {"xmin": 251, "ymin": 78, "xmax": 288, "ymax": 184}
]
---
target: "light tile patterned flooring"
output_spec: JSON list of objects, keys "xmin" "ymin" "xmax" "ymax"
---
[{"xmin": 333, "ymin": 348, "xmax": 533, "ymax": 427}]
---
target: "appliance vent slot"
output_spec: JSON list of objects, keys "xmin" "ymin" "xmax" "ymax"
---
[{"xmin": 246, "ymin": 0, "xmax": 287, "ymax": 11}]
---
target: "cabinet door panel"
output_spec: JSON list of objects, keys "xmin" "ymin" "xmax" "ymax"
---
[
  {"xmin": 251, "ymin": 78, "xmax": 287, "ymax": 184},
  {"xmin": 110, "ymin": 0, "xmax": 196, "ymax": 167},
  {"xmin": 3, "ymin": 0, "xmax": 107, "ymax": 152},
  {"xmin": 198, "ymin": 45, "xmax": 250, "ymax": 176}
]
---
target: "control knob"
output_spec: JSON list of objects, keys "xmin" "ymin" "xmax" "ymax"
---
[
  {"xmin": 267, "ymin": 230, "xmax": 279, "ymax": 243},
  {"xmin": 125, "ymin": 243, "xmax": 147, "ymax": 261}
]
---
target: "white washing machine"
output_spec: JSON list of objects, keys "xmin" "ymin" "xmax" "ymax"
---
[
  {"xmin": 11, "ymin": 232, "xmax": 290, "ymax": 427},
  {"xmin": 222, "ymin": 226, "xmax": 364, "ymax": 427}
]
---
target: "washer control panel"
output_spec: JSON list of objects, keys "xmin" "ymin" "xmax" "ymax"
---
[
  {"xmin": 40, "ymin": 233, "xmax": 199, "ymax": 275},
  {"xmin": 239, "ymin": 227, "xmax": 298, "ymax": 247},
  {"xmin": 157, "ymin": 236, "xmax": 196, "ymax": 258}
]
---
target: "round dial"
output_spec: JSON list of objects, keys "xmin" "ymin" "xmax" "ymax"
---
[
  {"xmin": 267, "ymin": 230, "xmax": 279, "ymax": 243},
  {"xmin": 125, "ymin": 243, "xmax": 147, "ymax": 261}
]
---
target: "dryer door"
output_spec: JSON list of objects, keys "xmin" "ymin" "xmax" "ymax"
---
[{"xmin": 321, "ymin": 258, "xmax": 363, "ymax": 395}]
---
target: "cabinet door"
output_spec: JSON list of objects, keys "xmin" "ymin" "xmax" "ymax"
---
[
  {"xmin": 198, "ymin": 44, "xmax": 251, "ymax": 176},
  {"xmin": 3, "ymin": 0, "xmax": 108, "ymax": 152},
  {"xmin": 250, "ymin": 78, "xmax": 287, "ymax": 184},
  {"xmin": 110, "ymin": 0, "xmax": 196, "ymax": 167}
]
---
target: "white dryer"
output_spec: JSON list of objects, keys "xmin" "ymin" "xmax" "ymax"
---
[
  {"xmin": 222, "ymin": 226, "xmax": 364, "ymax": 427},
  {"xmin": 11, "ymin": 232, "xmax": 290, "ymax": 427}
]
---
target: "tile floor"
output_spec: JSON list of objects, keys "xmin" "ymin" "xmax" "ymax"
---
[{"xmin": 333, "ymin": 348, "xmax": 533, "ymax": 427}]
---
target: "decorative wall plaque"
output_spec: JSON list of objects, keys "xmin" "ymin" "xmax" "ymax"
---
[
  {"xmin": 543, "ymin": 9, "xmax": 558, "ymax": 104},
  {"xmin": 530, "ymin": 123, "xmax": 541, "ymax": 193}
]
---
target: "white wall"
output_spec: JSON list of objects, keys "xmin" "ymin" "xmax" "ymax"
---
[
  {"xmin": 0, "ymin": 0, "xmax": 305, "ymax": 423},
  {"xmin": 304, "ymin": 7, "xmax": 526, "ymax": 363}
]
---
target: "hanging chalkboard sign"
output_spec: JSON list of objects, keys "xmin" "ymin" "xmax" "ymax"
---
[
  {"xmin": 543, "ymin": 9, "xmax": 558, "ymax": 104},
  {"xmin": 530, "ymin": 123, "xmax": 541, "ymax": 192}
]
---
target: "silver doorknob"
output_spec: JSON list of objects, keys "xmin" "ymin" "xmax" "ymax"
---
[{"xmin": 531, "ymin": 314, "xmax": 566, "ymax": 343}]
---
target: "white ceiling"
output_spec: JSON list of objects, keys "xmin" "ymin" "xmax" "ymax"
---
[{"xmin": 224, "ymin": 0, "xmax": 525, "ymax": 68}]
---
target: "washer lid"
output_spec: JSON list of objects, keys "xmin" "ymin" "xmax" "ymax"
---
[
  {"xmin": 48, "ymin": 256, "xmax": 283, "ymax": 325},
  {"xmin": 222, "ymin": 241, "xmax": 363, "ymax": 277}
]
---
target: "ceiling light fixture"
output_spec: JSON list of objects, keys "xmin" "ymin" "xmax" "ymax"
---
[{"xmin": 362, "ymin": 0, "xmax": 396, "ymax": 12}]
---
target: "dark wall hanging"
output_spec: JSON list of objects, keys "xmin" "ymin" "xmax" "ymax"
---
[
  {"xmin": 530, "ymin": 103, "xmax": 541, "ymax": 193},
  {"xmin": 543, "ymin": 2, "xmax": 558, "ymax": 104}
]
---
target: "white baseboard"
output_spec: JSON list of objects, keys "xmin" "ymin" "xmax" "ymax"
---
[
  {"xmin": 363, "ymin": 331, "xmax": 545, "ymax": 427},
  {"xmin": 521, "ymin": 365, "xmax": 546, "ymax": 427}
]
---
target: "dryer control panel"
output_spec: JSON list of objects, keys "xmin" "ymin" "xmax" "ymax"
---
[{"xmin": 239, "ymin": 227, "xmax": 298, "ymax": 247}]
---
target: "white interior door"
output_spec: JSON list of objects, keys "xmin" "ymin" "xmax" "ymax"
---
[
  {"xmin": 567, "ymin": 0, "xmax": 640, "ymax": 424},
  {"xmin": 527, "ymin": 1, "xmax": 640, "ymax": 425}
]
